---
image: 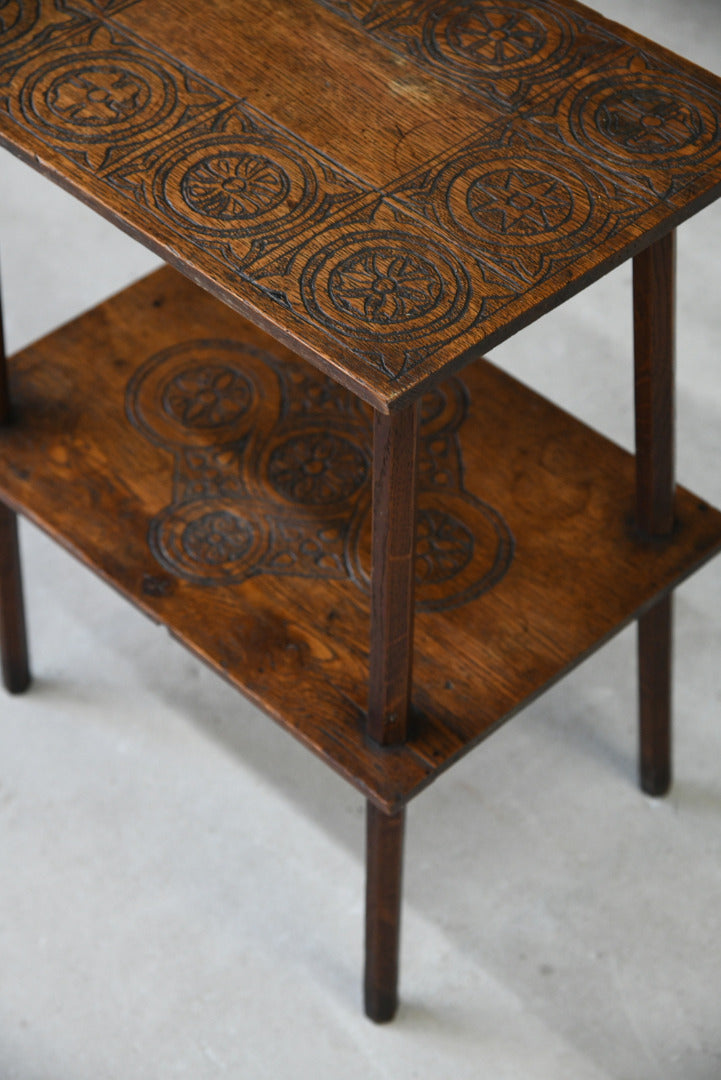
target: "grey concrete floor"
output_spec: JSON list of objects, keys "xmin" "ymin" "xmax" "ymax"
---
[{"xmin": 2, "ymin": 2, "xmax": 721, "ymax": 1077}]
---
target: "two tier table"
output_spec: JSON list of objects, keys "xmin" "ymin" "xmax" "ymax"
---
[{"xmin": 2, "ymin": 0, "xmax": 721, "ymax": 1023}]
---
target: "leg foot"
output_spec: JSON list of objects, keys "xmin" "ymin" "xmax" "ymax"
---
[
  {"xmin": 364, "ymin": 801, "xmax": 405, "ymax": 1022},
  {"xmin": 638, "ymin": 594, "xmax": 671, "ymax": 797},
  {"xmin": 0, "ymin": 501, "xmax": 30, "ymax": 694}
]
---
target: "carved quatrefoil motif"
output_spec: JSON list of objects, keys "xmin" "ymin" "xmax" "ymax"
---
[{"xmin": 126, "ymin": 338, "xmax": 514, "ymax": 611}]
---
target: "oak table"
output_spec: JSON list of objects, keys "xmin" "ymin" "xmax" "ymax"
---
[{"xmin": 2, "ymin": 0, "xmax": 721, "ymax": 1024}]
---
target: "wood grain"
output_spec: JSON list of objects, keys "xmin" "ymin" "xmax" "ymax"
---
[
  {"xmin": 638, "ymin": 594, "xmax": 672, "ymax": 797},
  {"xmin": 0, "ymin": 284, "xmax": 30, "ymax": 694},
  {"xmin": 3, "ymin": 0, "xmax": 721, "ymax": 1027},
  {"xmin": 2, "ymin": 2, "xmax": 721, "ymax": 409},
  {"xmin": 0, "ymin": 501, "xmax": 30, "ymax": 694},
  {"xmin": 368, "ymin": 405, "xmax": 419, "ymax": 746},
  {"xmin": 634, "ymin": 232, "xmax": 676, "ymax": 539},
  {"xmin": 1, "ymin": 266, "xmax": 720, "ymax": 809},
  {"xmin": 634, "ymin": 232, "xmax": 676, "ymax": 796},
  {"xmin": 365, "ymin": 802, "xmax": 405, "ymax": 1023}
]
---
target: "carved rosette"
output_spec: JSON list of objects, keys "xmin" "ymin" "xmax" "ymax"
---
[
  {"xmin": 127, "ymin": 339, "xmax": 514, "ymax": 609},
  {"xmin": 349, "ymin": 487, "xmax": 513, "ymax": 611},
  {"xmin": 569, "ymin": 70, "xmax": 720, "ymax": 168},
  {"xmin": 439, "ymin": 150, "xmax": 593, "ymax": 248},
  {"xmin": 162, "ymin": 364, "xmax": 253, "ymax": 431},
  {"xmin": 299, "ymin": 227, "xmax": 474, "ymax": 349},
  {"xmin": 150, "ymin": 498, "xmax": 268, "ymax": 585},
  {"xmin": 14, "ymin": 40, "xmax": 177, "ymax": 147},
  {"xmin": 393, "ymin": 128, "xmax": 654, "ymax": 285},
  {"xmin": 316, "ymin": 0, "xmax": 618, "ymax": 110},
  {"xmin": 423, "ymin": 3, "xmax": 566, "ymax": 82},
  {"xmin": 126, "ymin": 339, "xmax": 280, "ymax": 450},
  {"xmin": 153, "ymin": 134, "xmax": 317, "ymax": 238},
  {"xmin": 266, "ymin": 432, "xmax": 369, "ymax": 508}
]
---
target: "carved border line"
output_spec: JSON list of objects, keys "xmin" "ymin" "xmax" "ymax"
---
[
  {"xmin": 312, "ymin": 0, "xmax": 627, "ymax": 116},
  {"xmin": 125, "ymin": 338, "xmax": 516, "ymax": 612},
  {"xmin": 3, "ymin": 1, "xmax": 721, "ymax": 391}
]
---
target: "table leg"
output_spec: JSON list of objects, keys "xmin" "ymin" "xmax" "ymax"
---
[
  {"xmin": 364, "ymin": 801, "xmax": 405, "ymax": 1023},
  {"xmin": 633, "ymin": 231, "xmax": 675, "ymax": 795},
  {"xmin": 368, "ymin": 404, "xmax": 420, "ymax": 746},
  {"xmin": 0, "ymin": 502, "xmax": 29, "ymax": 694},
  {"xmin": 363, "ymin": 403, "xmax": 417, "ymax": 1020},
  {"xmin": 0, "ymin": 278, "xmax": 31, "ymax": 694}
]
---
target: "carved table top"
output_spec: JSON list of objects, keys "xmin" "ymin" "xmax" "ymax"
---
[{"xmin": 2, "ymin": 0, "xmax": 721, "ymax": 410}]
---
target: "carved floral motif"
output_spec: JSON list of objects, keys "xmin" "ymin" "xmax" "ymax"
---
[
  {"xmin": 181, "ymin": 152, "xmax": 290, "ymax": 221},
  {"xmin": 466, "ymin": 167, "xmax": 574, "ymax": 236},
  {"xmin": 595, "ymin": 88, "xmax": 701, "ymax": 154},
  {"xmin": 48, "ymin": 65, "xmax": 147, "ymax": 125},
  {"xmin": 415, "ymin": 509, "xmax": 474, "ymax": 585},
  {"xmin": 127, "ymin": 338, "xmax": 514, "ymax": 608},
  {"xmin": 328, "ymin": 248, "xmax": 442, "ymax": 325},
  {"xmin": 3, "ymin": 0, "xmax": 718, "ymax": 396},
  {"xmin": 181, "ymin": 510, "xmax": 254, "ymax": 565},
  {"xmin": 162, "ymin": 364, "xmax": 253, "ymax": 428},
  {"xmin": 440, "ymin": 6, "xmax": 545, "ymax": 68},
  {"xmin": 268, "ymin": 433, "xmax": 368, "ymax": 505}
]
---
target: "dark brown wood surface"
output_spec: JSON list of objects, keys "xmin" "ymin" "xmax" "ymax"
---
[
  {"xmin": 0, "ymin": 283, "xmax": 30, "ymax": 694},
  {"xmin": 0, "ymin": 501, "xmax": 29, "ymax": 694},
  {"xmin": 1, "ymin": 266, "xmax": 720, "ymax": 810},
  {"xmin": 2, "ymin": 1, "xmax": 721, "ymax": 409},
  {"xmin": 368, "ymin": 406, "xmax": 419, "ymax": 746},
  {"xmin": 634, "ymin": 232, "xmax": 676, "ymax": 796},
  {"xmin": 634, "ymin": 233, "xmax": 676, "ymax": 540},
  {"xmin": 365, "ymin": 803, "xmax": 405, "ymax": 1022},
  {"xmin": 638, "ymin": 594, "xmax": 672, "ymax": 796}
]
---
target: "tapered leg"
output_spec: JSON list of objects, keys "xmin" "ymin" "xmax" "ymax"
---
[
  {"xmin": 365, "ymin": 801, "xmax": 405, "ymax": 1023},
  {"xmin": 0, "ymin": 270, "xmax": 31, "ymax": 694},
  {"xmin": 633, "ymin": 232, "xmax": 675, "ymax": 795}
]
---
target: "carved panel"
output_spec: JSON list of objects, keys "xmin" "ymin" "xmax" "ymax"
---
[
  {"xmin": 107, "ymin": 102, "xmax": 369, "ymax": 274},
  {"xmin": 0, "ymin": 0, "xmax": 39, "ymax": 47},
  {"xmin": 314, "ymin": 0, "xmax": 625, "ymax": 112},
  {"xmin": 390, "ymin": 120, "xmax": 655, "ymax": 285},
  {"xmin": 0, "ymin": 0, "xmax": 90, "ymax": 67},
  {"xmin": 126, "ymin": 338, "xmax": 514, "ymax": 611},
  {"xmin": 1, "ymin": 21, "xmax": 224, "ymax": 171},
  {"xmin": 258, "ymin": 194, "xmax": 519, "ymax": 380},
  {"xmin": 526, "ymin": 50, "xmax": 721, "ymax": 201},
  {"xmin": 2, "ymin": 1, "xmax": 721, "ymax": 396}
]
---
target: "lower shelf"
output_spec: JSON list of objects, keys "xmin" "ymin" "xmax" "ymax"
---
[{"xmin": 2, "ymin": 267, "xmax": 721, "ymax": 810}]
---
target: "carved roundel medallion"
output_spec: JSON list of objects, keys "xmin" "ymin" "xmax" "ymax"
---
[
  {"xmin": 349, "ymin": 487, "xmax": 514, "ymax": 612},
  {"xmin": 418, "ymin": 377, "xmax": 468, "ymax": 440},
  {"xmin": 300, "ymin": 230, "xmax": 471, "ymax": 342},
  {"xmin": 570, "ymin": 72, "xmax": 720, "ymax": 166},
  {"xmin": 126, "ymin": 339, "xmax": 281, "ymax": 450},
  {"xmin": 17, "ymin": 48, "xmax": 176, "ymax": 144},
  {"xmin": 162, "ymin": 364, "xmax": 253, "ymax": 430},
  {"xmin": 150, "ymin": 497, "xmax": 269, "ymax": 585},
  {"xmin": 0, "ymin": 0, "xmax": 39, "ymax": 48},
  {"xmin": 267, "ymin": 431, "xmax": 369, "ymax": 508},
  {"xmin": 154, "ymin": 135, "xmax": 316, "ymax": 237},
  {"xmin": 423, "ymin": 2, "xmax": 572, "ymax": 82},
  {"xmin": 465, "ymin": 167, "xmax": 574, "ymax": 236},
  {"xmin": 433, "ymin": 149, "xmax": 601, "ymax": 256},
  {"xmin": 181, "ymin": 152, "xmax": 290, "ymax": 221}
]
